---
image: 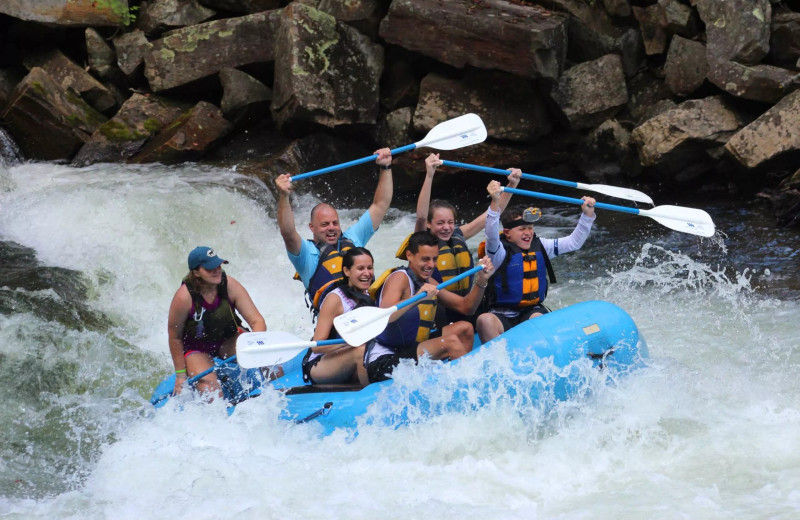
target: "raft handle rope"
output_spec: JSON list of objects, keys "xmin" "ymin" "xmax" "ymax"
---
[{"xmin": 295, "ymin": 402, "xmax": 334, "ymax": 424}]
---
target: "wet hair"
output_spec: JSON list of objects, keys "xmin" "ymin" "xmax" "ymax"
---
[
  {"xmin": 406, "ymin": 230, "xmax": 439, "ymax": 254},
  {"xmin": 428, "ymin": 199, "xmax": 458, "ymax": 222},
  {"xmin": 342, "ymin": 247, "xmax": 373, "ymax": 270},
  {"xmin": 501, "ymin": 205, "xmax": 527, "ymax": 228}
]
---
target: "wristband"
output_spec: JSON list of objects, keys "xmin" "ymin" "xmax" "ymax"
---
[
  {"xmin": 379, "ymin": 164, "xmax": 392, "ymax": 170},
  {"xmin": 175, "ymin": 369, "xmax": 187, "ymax": 374},
  {"xmin": 476, "ymin": 282, "xmax": 488, "ymax": 289}
]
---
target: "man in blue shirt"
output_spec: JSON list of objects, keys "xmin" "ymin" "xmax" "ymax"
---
[{"xmin": 275, "ymin": 148, "xmax": 393, "ymax": 307}]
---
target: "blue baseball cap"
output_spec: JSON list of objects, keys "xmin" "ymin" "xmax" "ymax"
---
[{"xmin": 188, "ymin": 246, "xmax": 229, "ymax": 270}]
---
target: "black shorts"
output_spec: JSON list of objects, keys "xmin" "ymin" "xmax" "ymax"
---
[
  {"xmin": 491, "ymin": 305, "xmax": 550, "ymax": 331},
  {"xmin": 366, "ymin": 344, "xmax": 417, "ymax": 383},
  {"xmin": 301, "ymin": 349, "xmax": 323, "ymax": 384}
]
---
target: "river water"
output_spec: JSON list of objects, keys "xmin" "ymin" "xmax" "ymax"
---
[{"xmin": 0, "ymin": 157, "xmax": 798, "ymax": 519}]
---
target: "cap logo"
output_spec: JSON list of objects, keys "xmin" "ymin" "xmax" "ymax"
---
[{"xmin": 207, "ymin": 250, "xmax": 217, "ymax": 258}]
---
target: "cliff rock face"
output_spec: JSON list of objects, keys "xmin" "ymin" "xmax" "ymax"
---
[{"xmin": 1, "ymin": 0, "xmax": 800, "ymax": 226}]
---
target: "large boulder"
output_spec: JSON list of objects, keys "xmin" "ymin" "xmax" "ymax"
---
[
  {"xmin": 197, "ymin": 0, "xmax": 280, "ymax": 13},
  {"xmin": 128, "ymin": 101, "xmax": 232, "ymax": 163},
  {"xmin": 1, "ymin": 67, "xmax": 107, "ymax": 161},
  {"xmin": 379, "ymin": 0, "xmax": 568, "ymax": 81},
  {"xmin": 770, "ymin": 12, "xmax": 800, "ymax": 67},
  {"xmin": 23, "ymin": 49, "xmax": 116, "ymax": 113},
  {"xmin": 413, "ymin": 71, "xmax": 552, "ymax": 143},
  {"xmin": 72, "ymin": 93, "xmax": 185, "ymax": 166},
  {"xmin": 550, "ymin": 54, "xmax": 629, "ymax": 130},
  {"xmin": 695, "ymin": 0, "xmax": 771, "ymax": 64},
  {"xmin": 143, "ymin": 10, "xmax": 281, "ymax": 92},
  {"xmin": 664, "ymin": 36, "xmax": 708, "ymax": 97},
  {"xmin": 219, "ymin": 68, "xmax": 272, "ymax": 124},
  {"xmin": 114, "ymin": 30, "xmax": 151, "ymax": 77},
  {"xmin": 0, "ymin": 0, "xmax": 131, "ymax": 26},
  {"xmin": 632, "ymin": 96, "xmax": 743, "ymax": 182},
  {"xmin": 136, "ymin": 0, "xmax": 216, "ymax": 36},
  {"xmin": 706, "ymin": 59, "xmax": 800, "ymax": 104},
  {"xmin": 271, "ymin": 3, "xmax": 384, "ymax": 129},
  {"xmin": 85, "ymin": 28, "xmax": 118, "ymax": 80},
  {"xmin": 725, "ymin": 90, "xmax": 800, "ymax": 169}
]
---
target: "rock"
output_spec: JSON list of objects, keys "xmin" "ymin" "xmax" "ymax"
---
[
  {"xmin": 114, "ymin": 30, "xmax": 151, "ymax": 77},
  {"xmin": 197, "ymin": 0, "xmax": 280, "ymax": 14},
  {"xmin": 85, "ymin": 28, "xmax": 118, "ymax": 80},
  {"xmin": 271, "ymin": 3, "xmax": 384, "ymax": 129},
  {"xmin": 664, "ymin": 36, "xmax": 708, "ymax": 97},
  {"xmin": 756, "ymin": 168, "xmax": 800, "ymax": 227},
  {"xmin": 23, "ymin": 49, "xmax": 116, "ymax": 113},
  {"xmin": 575, "ymin": 119, "xmax": 639, "ymax": 182},
  {"xmin": 219, "ymin": 67, "xmax": 272, "ymax": 123},
  {"xmin": 625, "ymin": 70, "xmax": 677, "ymax": 124},
  {"xmin": 769, "ymin": 12, "xmax": 800, "ymax": 67},
  {"xmin": 128, "ymin": 101, "xmax": 232, "ymax": 163},
  {"xmin": 413, "ymin": 70, "xmax": 552, "ymax": 143},
  {"xmin": 632, "ymin": 4, "xmax": 668, "ymax": 55},
  {"xmin": 696, "ymin": 0, "xmax": 771, "ymax": 64},
  {"xmin": 379, "ymin": 0, "xmax": 568, "ymax": 81},
  {"xmin": 659, "ymin": 0, "xmax": 700, "ymax": 37},
  {"xmin": 143, "ymin": 11, "xmax": 281, "ymax": 92},
  {"xmin": 602, "ymin": 0, "xmax": 631, "ymax": 18},
  {"xmin": 550, "ymin": 54, "xmax": 628, "ymax": 130},
  {"xmin": 72, "ymin": 93, "xmax": 185, "ymax": 166},
  {"xmin": 1, "ymin": 67, "xmax": 107, "ymax": 161},
  {"xmin": 632, "ymin": 96, "xmax": 743, "ymax": 182},
  {"xmin": 375, "ymin": 107, "xmax": 413, "ymax": 149},
  {"xmin": 379, "ymin": 58, "xmax": 419, "ymax": 111},
  {"xmin": 1, "ymin": 68, "xmax": 24, "ymax": 110},
  {"xmin": 0, "ymin": 0, "xmax": 132, "ymax": 26},
  {"xmin": 725, "ymin": 90, "xmax": 800, "ymax": 169},
  {"xmin": 298, "ymin": 0, "xmax": 385, "ymax": 38},
  {"xmin": 136, "ymin": 0, "xmax": 216, "ymax": 36},
  {"xmin": 707, "ymin": 58, "xmax": 800, "ymax": 104},
  {"xmin": 547, "ymin": 0, "xmax": 643, "ymax": 77}
]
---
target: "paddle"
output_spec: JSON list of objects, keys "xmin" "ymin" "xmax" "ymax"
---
[
  {"xmin": 290, "ymin": 113, "xmax": 487, "ymax": 182},
  {"xmin": 441, "ymin": 160, "xmax": 654, "ymax": 205},
  {"xmin": 236, "ymin": 331, "xmax": 346, "ymax": 369},
  {"xmin": 186, "ymin": 355, "xmax": 238, "ymax": 385},
  {"xmin": 500, "ymin": 186, "xmax": 716, "ymax": 237},
  {"xmin": 333, "ymin": 265, "xmax": 485, "ymax": 346}
]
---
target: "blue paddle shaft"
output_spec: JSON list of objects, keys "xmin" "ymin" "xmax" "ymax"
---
[
  {"xmin": 442, "ymin": 160, "xmax": 578, "ymax": 190},
  {"xmin": 395, "ymin": 265, "xmax": 484, "ymax": 311},
  {"xmin": 502, "ymin": 187, "xmax": 640, "ymax": 216},
  {"xmin": 290, "ymin": 144, "xmax": 415, "ymax": 182},
  {"xmin": 315, "ymin": 339, "xmax": 346, "ymax": 347},
  {"xmin": 187, "ymin": 354, "xmax": 237, "ymax": 384}
]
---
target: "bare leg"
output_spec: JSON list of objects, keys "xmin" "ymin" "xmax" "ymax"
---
[
  {"xmin": 476, "ymin": 312, "xmax": 505, "ymax": 343},
  {"xmin": 310, "ymin": 345, "xmax": 366, "ymax": 384},
  {"xmin": 418, "ymin": 321, "xmax": 474, "ymax": 360},
  {"xmin": 185, "ymin": 352, "xmax": 222, "ymax": 398}
]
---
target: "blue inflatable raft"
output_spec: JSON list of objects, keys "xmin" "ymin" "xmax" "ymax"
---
[{"xmin": 151, "ymin": 301, "xmax": 648, "ymax": 435}]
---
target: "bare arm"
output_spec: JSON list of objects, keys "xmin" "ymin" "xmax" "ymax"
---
[
  {"xmin": 459, "ymin": 168, "xmax": 521, "ymax": 239},
  {"xmin": 167, "ymin": 286, "xmax": 192, "ymax": 394},
  {"xmin": 226, "ymin": 276, "xmax": 266, "ymax": 332},
  {"xmin": 367, "ymin": 148, "xmax": 394, "ymax": 230},
  {"xmin": 275, "ymin": 174, "xmax": 303, "ymax": 255},
  {"xmin": 436, "ymin": 258, "xmax": 494, "ymax": 314},
  {"xmin": 379, "ymin": 271, "xmax": 437, "ymax": 323},
  {"xmin": 312, "ymin": 292, "xmax": 344, "ymax": 350},
  {"xmin": 414, "ymin": 153, "xmax": 441, "ymax": 232}
]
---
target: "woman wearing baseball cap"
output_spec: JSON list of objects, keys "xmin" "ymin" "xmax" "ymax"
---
[{"xmin": 167, "ymin": 246, "xmax": 266, "ymax": 398}]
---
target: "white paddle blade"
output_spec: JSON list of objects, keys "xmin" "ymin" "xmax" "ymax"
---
[
  {"xmin": 642, "ymin": 205, "xmax": 716, "ymax": 237},
  {"xmin": 578, "ymin": 182, "xmax": 654, "ymax": 205},
  {"xmin": 236, "ymin": 331, "xmax": 314, "ymax": 369},
  {"xmin": 333, "ymin": 306, "xmax": 395, "ymax": 346},
  {"xmin": 415, "ymin": 113, "xmax": 487, "ymax": 151}
]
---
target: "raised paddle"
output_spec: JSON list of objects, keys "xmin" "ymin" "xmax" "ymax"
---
[
  {"xmin": 333, "ymin": 265, "xmax": 486, "ymax": 347},
  {"xmin": 236, "ymin": 331, "xmax": 346, "ymax": 369},
  {"xmin": 441, "ymin": 159, "xmax": 654, "ymax": 205},
  {"xmin": 500, "ymin": 186, "xmax": 716, "ymax": 237},
  {"xmin": 290, "ymin": 113, "xmax": 487, "ymax": 182}
]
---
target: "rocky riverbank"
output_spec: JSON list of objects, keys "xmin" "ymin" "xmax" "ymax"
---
[{"xmin": 1, "ymin": 0, "xmax": 798, "ymax": 226}]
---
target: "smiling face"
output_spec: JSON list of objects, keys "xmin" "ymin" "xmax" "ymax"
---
[
  {"xmin": 428, "ymin": 207, "xmax": 456, "ymax": 242},
  {"xmin": 343, "ymin": 253, "xmax": 374, "ymax": 291},
  {"xmin": 405, "ymin": 244, "xmax": 439, "ymax": 282},
  {"xmin": 309, "ymin": 204, "xmax": 342, "ymax": 245},
  {"xmin": 503, "ymin": 219, "xmax": 535, "ymax": 250}
]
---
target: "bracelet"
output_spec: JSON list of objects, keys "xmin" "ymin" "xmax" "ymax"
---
[
  {"xmin": 476, "ymin": 282, "xmax": 488, "ymax": 289},
  {"xmin": 379, "ymin": 164, "xmax": 392, "ymax": 170},
  {"xmin": 176, "ymin": 373, "xmax": 188, "ymax": 379},
  {"xmin": 175, "ymin": 369, "xmax": 187, "ymax": 374}
]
